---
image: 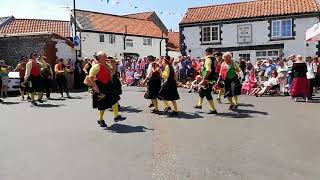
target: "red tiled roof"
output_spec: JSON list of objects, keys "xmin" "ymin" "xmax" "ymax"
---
[
  {"xmin": 0, "ymin": 19, "xmax": 70, "ymax": 37},
  {"xmin": 167, "ymin": 32, "xmax": 180, "ymax": 51},
  {"xmin": 75, "ymin": 10, "xmax": 167, "ymax": 38},
  {"xmin": 124, "ymin": 12, "xmax": 154, "ymax": 20},
  {"xmin": 181, "ymin": 0, "xmax": 320, "ymax": 24}
]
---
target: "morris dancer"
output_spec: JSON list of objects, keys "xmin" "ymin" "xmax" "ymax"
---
[
  {"xmin": 194, "ymin": 48, "xmax": 218, "ymax": 114},
  {"xmin": 87, "ymin": 51, "xmax": 125, "ymax": 128},
  {"xmin": 158, "ymin": 56, "xmax": 180, "ymax": 116},
  {"xmin": 107, "ymin": 56, "xmax": 123, "ymax": 109},
  {"xmin": 54, "ymin": 58, "xmax": 71, "ymax": 98},
  {"xmin": 15, "ymin": 56, "xmax": 29, "ymax": 101},
  {"xmin": 143, "ymin": 55, "xmax": 161, "ymax": 113},
  {"xmin": 24, "ymin": 53, "xmax": 44, "ymax": 106},
  {"xmin": 218, "ymin": 52, "xmax": 242, "ymax": 110}
]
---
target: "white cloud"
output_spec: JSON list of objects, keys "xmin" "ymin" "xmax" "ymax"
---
[{"xmin": 0, "ymin": 0, "xmax": 70, "ymax": 20}]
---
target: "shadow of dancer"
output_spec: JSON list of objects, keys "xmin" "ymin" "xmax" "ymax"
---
[{"xmin": 106, "ymin": 124, "xmax": 154, "ymax": 133}]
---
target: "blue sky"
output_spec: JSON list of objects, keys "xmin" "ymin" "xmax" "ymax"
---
[{"xmin": 0, "ymin": 0, "xmax": 247, "ymax": 31}]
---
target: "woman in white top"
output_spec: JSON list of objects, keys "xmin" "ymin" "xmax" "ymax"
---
[
  {"xmin": 277, "ymin": 61, "xmax": 288, "ymax": 95},
  {"xmin": 306, "ymin": 57, "xmax": 316, "ymax": 97},
  {"xmin": 255, "ymin": 70, "xmax": 279, "ymax": 97}
]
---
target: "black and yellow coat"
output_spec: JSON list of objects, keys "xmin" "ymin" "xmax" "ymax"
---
[{"xmin": 158, "ymin": 64, "xmax": 180, "ymax": 101}]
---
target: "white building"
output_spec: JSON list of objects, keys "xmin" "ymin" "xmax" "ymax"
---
[
  {"xmin": 180, "ymin": 0, "xmax": 320, "ymax": 63},
  {"xmin": 73, "ymin": 10, "xmax": 168, "ymax": 60}
]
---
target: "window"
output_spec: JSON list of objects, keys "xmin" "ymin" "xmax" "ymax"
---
[
  {"xmin": 99, "ymin": 34, "xmax": 104, "ymax": 42},
  {"xmin": 272, "ymin": 19, "xmax": 292, "ymax": 38},
  {"xmin": 202, "ymin": 26, "xmax": 220, "ymax": 43},
  {"xmin": 256, "ymin": 50, "xmax": 279, "ymax": 59},
  {"xmin": 109, "ymin": 34, "xmax": 115, "ymax": 44},
  {"xmin": 126, "ymin": 39, "xmax": 133, "ymax": 47},
  {"xmin": 143, "ymin": 38, "xmax": 152, "ymax": 46},
  {"xmin": 239, "ymin": 54, "xmax": 251, "ymax": 62},
  {"xmin": 211, "ymin": 26, "xmax": 219, "ymax": 41}
]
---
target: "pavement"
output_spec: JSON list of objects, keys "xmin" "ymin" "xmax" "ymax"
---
[{"xmin": 0, "ymin": 87, "xmax": 320, "ymax": 180}]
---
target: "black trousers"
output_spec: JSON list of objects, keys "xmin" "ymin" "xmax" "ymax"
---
[
  {"xmin": 309, "ymin": 78, "xmax": 315, "ymax": 97},
  {"xmin": 198, "ymin": 83, "xmax": 213, "ymax": 100},
  {"xmin": 43, "ymin": 79, "xmax": 52, "ymax": 98},
  {"xmin": 56, "ymin": 75, "xmax": 69, "ymax": 96}
]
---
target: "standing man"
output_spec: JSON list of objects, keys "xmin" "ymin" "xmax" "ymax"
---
[
  {"xmin": 194, "ymin": 48, "xmax": 218, "ymax": 114},
  {"xmin": 55, "ymin": 58, "xmax": 71, "ymax": 98},
  {"xmin": 86, "ymin": 51, "xmax": 125, "ymax": 128},
  {"xmin": 40, "ymin": 56, "xmax": 53, "ymax": 100},
  {"xmin": 24, "ymin": 53, "xmax": 44, "ymax": 106}
]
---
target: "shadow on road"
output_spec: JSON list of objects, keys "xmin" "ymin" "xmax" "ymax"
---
[
  {"xmin": 48, "ymin": 98, "xmax": 67, "ymax": 101},
  {"xmin": 106, "ymin": 124, "xmax": 154, "ymax": 133},
  {"xmin": 1, "ymin": 101, "xmax": 21, "ymax": 105},
  {"xmin": 35, "ymin": 104, "xmax": 65, "ymax": 108},
  {"xmin": 68, "ymin": 96, "xmax": 83, "ymax": 99},
  {"xmin": 158, "ymin": 111, "xmax": 204, "ymax": 120},
  {"xmin": 217, "ymin": 109, "xmax": 269, "ymax": 119},
  {"xmin": 120, "ymin": 106, "xmax": 143, "ymax": 113},
  {"xmin": 238, "ymin": 103, "xmax": 255, "ymax": 107}
]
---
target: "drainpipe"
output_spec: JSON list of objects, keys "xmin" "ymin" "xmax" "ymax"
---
[
  {"xmin": 160, "ymin": 31, "xmax": 164, "ymax": 57},
  {"xmin": 123, "ymin": 25, "xmax": 127, "ymax": 51},
  {"xmin": 73, "ymin": 0, "xmax": 77, "ymax": 61}
]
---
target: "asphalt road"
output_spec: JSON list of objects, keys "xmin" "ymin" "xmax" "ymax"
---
[{"xmin": 0, "ymin": 87, "xmax": 320, "ymax": 180}]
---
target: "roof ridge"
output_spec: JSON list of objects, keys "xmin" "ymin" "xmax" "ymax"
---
[
  {"xmin": 74, "ymin": 9, "xmax": 153, "ymax": 22},
  {"xmin": 14, "ymin": 18, "xmax": 69, "ymax": 22},
  {"xmin": 187, "ymin": 0, "xmax": 259, "ymax": 10},
  {"xmin": 124, "ymin": 11, "xmax": 155, "ymax": 16}
]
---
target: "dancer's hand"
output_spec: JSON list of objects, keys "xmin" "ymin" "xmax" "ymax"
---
[{"xmin": 92, "ymin": 86, "xmax": 99, "ymax": 94}]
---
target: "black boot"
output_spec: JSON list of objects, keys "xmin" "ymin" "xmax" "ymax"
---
[{"xmin": 97, "ymin": 120, "xmax": 108, "ymax": 127}]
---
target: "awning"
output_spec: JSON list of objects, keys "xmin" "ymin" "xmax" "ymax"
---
[{"xmin": 305, "ymin": 22, "xmax": 320, "ymax": 42}]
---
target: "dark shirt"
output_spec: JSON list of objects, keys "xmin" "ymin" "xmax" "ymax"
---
[{"xmin": 291, "ymin": 62, "xmax": 307, "ymax": 78}]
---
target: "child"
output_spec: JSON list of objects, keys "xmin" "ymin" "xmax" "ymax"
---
[
  {"xmin": 188, "ymin": 75, "xmax": 202, "ymax": 93},
  {"xmin": 0, "ymin": 61, "xmax": 9, "ymax": 98},
  {"xmin": 241, "ymin": 70, "xmax": 256, "ymax": 95}
]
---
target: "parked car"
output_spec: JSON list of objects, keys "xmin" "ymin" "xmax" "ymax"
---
[{"xmin": 8, "ymin": 71, "xmax": 20, "ymax": 92}]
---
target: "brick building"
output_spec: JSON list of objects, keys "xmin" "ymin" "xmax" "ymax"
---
[{"xmin": 0, "ymin": 17, "xmax": 74, "ymax": 67}]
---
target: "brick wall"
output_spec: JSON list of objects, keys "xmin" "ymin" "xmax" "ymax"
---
[{"xmin": 0, "ymin": 34, "xmax": 55, "ymax": 66}]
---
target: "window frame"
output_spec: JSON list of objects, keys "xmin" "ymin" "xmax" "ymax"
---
[
  {"xmin": 271, "ymin": 19, "xmax": 293, "ymax": 38},
  {"xmin": 109, "ymin": 34, "xmax": 116, "ymax": 44},
  {"xmin": 99, "ymin": 34, "xmax": 105, "ymax": 42},
  {"xmin": 143, "ymin": 38, "xmax": 152, "ymax": 46},
  {"xmin": 202, "ymin": 25, "xmax": 220, "ymax": 43},
  {"xmin": 126, "ymin": 39, "xmax": 133, "ymax": 47}
]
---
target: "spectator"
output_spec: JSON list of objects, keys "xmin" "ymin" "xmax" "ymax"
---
[
  {"xmin": 0, "ymin": 60, "xmax": 9, "ymax": 98},
  {"xmin": 290, "ymin": 55, "xmax": 310, "ymax": 102},
  {"xmin": 277, "ymin": 60, "xmax": 288, "ymax": 95},
  {"xmin": 134, "ymin": 69, "xmax": 142, "ymax": 86},
  {"xmin": 306, "ymin": 57, "xmax": 316, "ymax": 97}
]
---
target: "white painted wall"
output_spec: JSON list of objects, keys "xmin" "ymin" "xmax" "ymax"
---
[
  {"xmin": 182, "ymin": 16, "xmax": 319, "ymax": 63},
  {"xmin": 168, "ymin": 50, "xmax": 181, "ymax": 59},
  {"xmin": 54, "ymin": 39, "xmax": 76, "ymax": 62},
  {"xmin": 80, "ymin": 32, "xmax": 167, "ymax": 59}
]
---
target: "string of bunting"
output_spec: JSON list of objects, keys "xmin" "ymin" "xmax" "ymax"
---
[{"xmin": 99, "ymin": 0, "xmax": 184, "ymax": 17}]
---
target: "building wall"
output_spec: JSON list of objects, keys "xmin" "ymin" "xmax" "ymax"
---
[
  {"xmin": 80, "ymin": 32, "xmax": 167, "ymax": 59},
  {"xmin": 0, "ymin": 34, "xmax": 50, "ymax": 66},
  {"xmin": 181, "ymin": 16, "xmax": 319, "ymax": 63},
  {"xmin": 54, "ymin": 39, "xmax": 76, "ymax": 62},
  {"xmin": 168, "ymin": 50, "xmax": 181, "ymax": 59}
]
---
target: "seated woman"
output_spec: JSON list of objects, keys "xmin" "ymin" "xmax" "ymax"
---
[{"xmin": 254, "ymin": 70, "xmax": 279, "ymax": 97}]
